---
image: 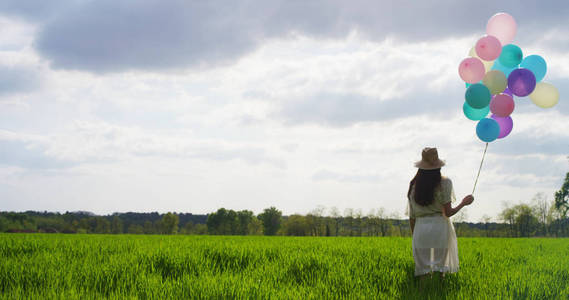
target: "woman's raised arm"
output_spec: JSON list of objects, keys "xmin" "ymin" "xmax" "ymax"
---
[{"xmin": 443, "ymin": 195, "xmax": 474, "ymax": 217}]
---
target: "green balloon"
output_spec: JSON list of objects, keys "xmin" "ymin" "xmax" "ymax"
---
[
  {"xmin": 482, "ymin": 70, "xmax": 507, "ymax": 95},
  {"xmin": 463, "ymin": 101, "xmax": 490, "ymax": 121},
  {"xmin": 498, "ymin": 44, "xmax": 523, "ymax": 68},
  {"xmin": 465, "ymin": 80, "xmax": 482, "ymax": 88},
  {"xmin": 465, "ymin": 83, "xmax": 491, "ymax": 109}
]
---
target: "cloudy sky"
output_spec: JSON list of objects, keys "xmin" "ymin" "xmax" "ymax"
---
[{"xmin": 1, "ymin": 0, "xmax": 568, "ymax": 221}]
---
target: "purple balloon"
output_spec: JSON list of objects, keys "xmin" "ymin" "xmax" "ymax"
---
[
  {"xmin": 507, "ymin": 68, "xmax": 536, "ymax": 97},
  {"xmin": 503, "ymin": 87, "xmax": 513, "ymax": 97},
  {"xmin": 491, "ymin": 114, "xmax": 513, "ymax": 139}
]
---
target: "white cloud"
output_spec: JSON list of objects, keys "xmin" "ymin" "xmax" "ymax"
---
[
  {"xmin": 0, "ymin": 3, "xmax": 568, "ymax": 222},
  {"xmin": 312, "ymin": 169, "xmax": 383, "ymax": 183},
  {"xmin": 0, "ymin": 16, "xmax": 36, "ymax": 51},
  {"xmin": 8, "ymin": 0, "xmax": 565, "ymax": 73},
  {"xmin": 0, "ymin": 64, "xmax": 43, "ymax": 95}
]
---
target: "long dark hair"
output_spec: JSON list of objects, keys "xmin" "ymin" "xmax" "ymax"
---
[{"xmin": 407, "ymin": 168, "xmax": 442, "ymax": 206}]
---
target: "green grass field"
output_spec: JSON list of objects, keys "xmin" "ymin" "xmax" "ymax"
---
[{"xmin": 1, "ymin": 234, "xmax": 568, "ymax": 299}]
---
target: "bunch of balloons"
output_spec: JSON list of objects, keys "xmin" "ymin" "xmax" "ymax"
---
[{"xmin": 458, "ymin": 12, "xmax": 559, "ymax": 143}]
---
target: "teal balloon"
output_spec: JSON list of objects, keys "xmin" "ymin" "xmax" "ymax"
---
[
  {"xmin": 520, "ymin": 55, "xmax": 547, "ymax": 82},
  {"xmin": 465, "ymin": 81, "xmax": 482, "ymax": 88},
  {"xmin": 465, "ymin": 83, "xmax": 491, "ymax": 109},
  {"xmin": 463, "ymin": 101, "xmax": 490, "ymax": 121},
  {"xmin": 476, "ymin": 118, "xmax": 500, "ymax": 142},
  {"xmin": 499, "ymin": 44, "xmax": 523, "ymax": 68},
  {"xmin": 491, "ymin": 60, "xmax": 516, "ymax": 79}
]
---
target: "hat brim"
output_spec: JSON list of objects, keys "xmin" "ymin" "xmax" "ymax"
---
[{"xmin": 414, "ymin": 159, "xmax": 445, "ymax": 170}]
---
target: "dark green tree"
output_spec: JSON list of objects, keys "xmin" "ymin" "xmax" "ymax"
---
[
  {"xmin": 0, "ymin": 216, "xmax": 8, "ymax": 232},
  {"xmin": 500, "ymin": 206, "xmax": 518, "ymax": 237},
  {"xmin": 247, "ymin": 217, "xmax": 263, "ymax": 235},
  {"xmin": 161, "ymin": 212, "xmax": 179, "ymax": 234},
  {"xmin": 111, "ymin": 216, "xmax": 123, "ymax": 234},
  {"xmin": 181, "ymin": 221, "xmax": 194, "ymax": 234},
  {"xmin": 281, "ymin": 215, "xmax": 309, "ymax": 236},
  {"xmin": 192, "ymin": 224, "xmax": 208, "ymax": 235},
  {"xmin": 143, "ymin": 221, "xmax": 154, "ymax": 234},
  {"xmin": 236, "ymin": 210, "xmax": 254, "ymax": 235},
  {"xmin": 554, "ymin": 170, "xmax": 569, "ymax": 236},
  {"xmin": 226, "ymin": 210, "xmax": 238, "ymax": 234},
  {"xmin": 4, "ymin": 213, "xmax": 36, "ymax": 231},
  {"xmin": 94, "ymin": 217, "xmax": 110, "ymax": 233},
  {"xmin": 554, "ymin": 171, "xmax": 569, "ymax": 219},
  {"xmin": 206, "ymin": 208, "xmax": 250, "ymax": 235},
  {"xmin": 329, "ymin": 207, "xmax": 341, "ymax": 236},
  {"xmin": 515, "ymin": 204, "xmax": 539, "ymax": 237},
  {"xmin": 207, "ymin": 208, "xmax": 229, "ymax": 235},
  {"xmin": 127, "ymin": 224, "xmax": 144, "ymax": 234},
  {"xmin": 258, "ymin": 207, "xmax": 282, "ymax": 236}
]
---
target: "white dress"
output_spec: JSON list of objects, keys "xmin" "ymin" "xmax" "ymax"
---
[{"xmin": 408, "ymin": 178, "xmax": 459, "ymax": 276}]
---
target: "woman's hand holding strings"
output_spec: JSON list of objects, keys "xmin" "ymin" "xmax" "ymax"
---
[{"xmin": 461, "ymin": 195, "xmax": 474, "ymax": 206}]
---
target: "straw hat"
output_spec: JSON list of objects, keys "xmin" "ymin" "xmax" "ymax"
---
[{"xmin": 414, "ymin": 147, "xmax": 445, "ymax": 170}]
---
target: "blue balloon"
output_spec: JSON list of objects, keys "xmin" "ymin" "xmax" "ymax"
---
[
  {"xmin": 499, "ymin": 44, "xmax": 523, "ymax": 68},
  {"xmin": 491, "ymin": 60, "xmax": 516, "ymax": 78},
  {"xmin": 476, "ymin": 118, "xmax": 500, "ymax": 142},
  {"xmin": 463, "ymin": 101, "xmax": 489, "ymax": 121},
  {"xmin": 520, "ymin": 55, "xmax": 547, "ymax": 82}
]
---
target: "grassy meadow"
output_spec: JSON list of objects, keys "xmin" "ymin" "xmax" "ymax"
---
[{"xmin": 1, "ymin": 234, "xmax": 568, "ymax": 299}]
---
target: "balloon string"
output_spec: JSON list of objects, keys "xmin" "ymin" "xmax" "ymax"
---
[{"xmin": 472, "ymin": 142, "xmax": 489, "ymax": 194}]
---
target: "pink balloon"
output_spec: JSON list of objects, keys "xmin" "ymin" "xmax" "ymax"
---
[
  {"xmin": 491, "ymin": 114, "xmax": 513, "ymax": 139},
  {"xmin": 490, "ymin": 93, "xmax": 515, "ymax": 117},
  {"xmin": 486, "ymin": 13, "xmax": 517, "ymax": 45},
  {"xmin": 475, "ymin": 35, "xmax": 502, "ymax": 61},
  {"xmin": 458, "ymin": 57, "xmax": 485, "ymax": 84}
]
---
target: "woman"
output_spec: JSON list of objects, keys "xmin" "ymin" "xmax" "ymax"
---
[{"xmin": 407, "ymin": 147, "xmax": 474, "ymax": 277}]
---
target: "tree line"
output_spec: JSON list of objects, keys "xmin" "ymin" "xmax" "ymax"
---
[{"xmin": 2, "ymin": 171, "xmax": 568, "ymax": 237}]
